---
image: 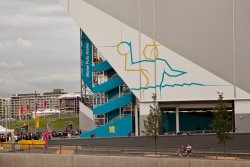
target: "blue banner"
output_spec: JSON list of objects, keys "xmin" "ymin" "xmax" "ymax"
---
[{"xmin": 81, "ymin": 31, "xmax": 93, "ymax": 89}]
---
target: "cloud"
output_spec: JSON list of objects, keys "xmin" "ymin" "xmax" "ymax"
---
[
  {"xmin": 0, "ymin": 37, "xmax": 34, "ymax": 50},
  {"xmin": 0, "ymin": 0, "xmax": 80, "ymax": 98},
  {"xmin": 0, "ymin": 61, "xmax": 25, "ymax": 69},
  {"xmin": 0, "ymin": 41, "xmax": 11, "ymax": 49},
  {"xmin": 2, "ymin": 78, "xmax": 16, "ymax": 85},
  {"xmin": 28, "ymin": 73, "xmax": 79, "ymax": 86},
  {"xmin": 16, "ymin": 37, "xmax": 33, "ymax": 48}
]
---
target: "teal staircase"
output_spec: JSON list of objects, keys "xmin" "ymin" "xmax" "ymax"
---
[
  {"xmin": 92, "ymin": 77, "xmax": 124, "ymax": 93},
  {"xmin": 80, "ymin": 115, "xmax": 132, "ymax": 138},
  {"xmin": 93, "ymin": 93, "xmax": 133, "ymax": 115},
  {"xmin": 92, "ymin": 61, "xmax": 112, "ymax": 72},
  {"xmin": 80, "ymin": 30, "xmax": 135, "ymax": 138}
]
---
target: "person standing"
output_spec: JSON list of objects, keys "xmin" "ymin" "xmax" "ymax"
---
[{"xmin": 186, "ymin": 144, "xmax": 192, "ymax": 157}]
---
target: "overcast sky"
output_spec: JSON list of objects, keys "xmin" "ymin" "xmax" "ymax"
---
[{"xmin": 0, "ymin": 0, "xmax": 80, "ymax": 98}]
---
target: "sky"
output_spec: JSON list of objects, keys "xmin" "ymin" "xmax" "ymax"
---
[{"xmin": 0, "ymin": 0, "xmax": 80, "ymax": 98}]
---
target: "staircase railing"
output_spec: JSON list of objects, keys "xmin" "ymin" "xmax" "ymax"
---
[
  {"xmin": 108, "ymin": 73, "xmax": 118, "ymax": 80},
  {"xmin": 108, "ymin": 92, "xmax": 129, "ymax": 102},
  {"xmin": 108, "ymin": 114, "xmax": 125, "ymax": 124}
]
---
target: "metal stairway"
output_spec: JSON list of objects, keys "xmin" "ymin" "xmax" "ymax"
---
[{"xmin": 80, "ymin": 31, "xmax": 135, "ymax": 138}]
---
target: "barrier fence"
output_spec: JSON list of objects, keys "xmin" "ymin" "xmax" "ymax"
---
[{"xmin": 1, "ymin": 142, "xmax": 250, "ymax": 160}]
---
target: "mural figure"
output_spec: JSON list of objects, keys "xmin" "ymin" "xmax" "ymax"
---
[{"xmin": 116, "ymin": 41, "xmax": 206, "ymax": 94}]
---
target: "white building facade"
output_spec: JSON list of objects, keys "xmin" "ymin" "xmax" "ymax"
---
[{"xmin": 60, "ymin": 0, "xmax": 250, "ymax": 136}]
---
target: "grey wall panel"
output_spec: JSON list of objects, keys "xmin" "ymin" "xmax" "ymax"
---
[
  {"xmin": 235, "ymin": 113, "xmax": 250, "ymax": 133},
  {"xmin": 84, "ymin": 0, "xmax": 139, "ymax": 30},
  {"xmin": 49, "ymin": 133, "xmax": 250, "ymax": 150},
  {"xmin": 155, "ymin": 0, "xmax": 234, "ymax": 86},
  {"xmin": 235, "ymin": 0, "xmax": 250, "ymax": 93},
  {"xmin": 83, "ymin": 0, "xmax": 250, "ymax": 94},
  {"xmin": 140, "ymin": 0, "xmax": 154, "ymax": 39}
]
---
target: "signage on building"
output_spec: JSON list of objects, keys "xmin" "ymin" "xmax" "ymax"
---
[{"xmin": 81, "ymin": 31, "xmax": 93, "ymax": 89}]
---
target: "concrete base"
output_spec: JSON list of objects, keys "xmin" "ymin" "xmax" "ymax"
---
[{"xmin": 0, "ymin": 153, "xmax": 250, "ymax": 167}]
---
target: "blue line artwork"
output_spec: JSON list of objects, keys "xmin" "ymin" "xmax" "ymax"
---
[
  {"xmin": 116, "ymin": 41, "xmax": 209, "ymax": 95},
  {"xmin": 100, "ymin": 40, "xmax": 223, "ymax": 97}
]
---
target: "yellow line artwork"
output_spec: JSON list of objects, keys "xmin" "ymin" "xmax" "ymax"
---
[
  {"xmin": 117, "ymin": 42, "xmax": 150, "ymax": 90},
  {"xmin": 143, "ymin": 41, "xmax": 159, "ymax": 61}
]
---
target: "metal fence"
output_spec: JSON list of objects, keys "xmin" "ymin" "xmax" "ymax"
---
[{"xmin": 1, "ymin": 142, "xmax": 250, "ymax": 160}]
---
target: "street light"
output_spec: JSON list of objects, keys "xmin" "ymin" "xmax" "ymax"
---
[
  {"xmin": 5, "ymin": 105, "xmax": 7, "ymax": 135},
  {"xmin": 4, "ymin": 104, "xmax": 9, "ymax": 142}
]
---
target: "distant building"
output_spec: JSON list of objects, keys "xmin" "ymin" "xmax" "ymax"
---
[
  {"xmin": 0, "ymin": 98, "xmax": 4, "ymax": 119},
  {"xmin": 10, "ymin": 89, "xmax": 66, "ymax": 119},
  {"xmin": 0, "ymin": 98, "xmax": 11, "ymax": 119},
  {"xmin": 59, "ymin": 93, "xmax": 81, "ymax": 115},
  {"xmin": 2, "ymin": 89, "xmax": 93, "ymax": 120}
]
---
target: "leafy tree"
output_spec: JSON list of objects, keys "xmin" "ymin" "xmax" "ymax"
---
[
  {"xmin": 143, "ymin": 93, "xmax": 164, "ymax": 154},
  {"xmin": 211, "ymin": 92, "xmax": 232, "ymax": 153}
]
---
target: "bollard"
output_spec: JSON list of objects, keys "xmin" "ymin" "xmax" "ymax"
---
[
  {"xmin": 44, "ymin": 144, "xmax": 46, "ymax": 154},
  {"xmin": 11, "ymin": 143, "xmax": 15, "ymax": 152}
]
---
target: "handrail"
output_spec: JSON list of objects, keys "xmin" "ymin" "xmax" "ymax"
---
[
  {"xmin": 108, "ymin": 114, "xmax": 125, "ymax": 124},
  {"xmin": 108, "ymin": 92, "xmax": 129, "ymax": 102},
  {"xmin": 164, "ymin": 130, "xmax": 215, "ymax": 135},
  {"xmin": 108, "ymin": 73, "xmax": 118, "ymax": 80},
  {"xmin": 93, "ymin": 93, "xmax": 130, "ymax": 108}
]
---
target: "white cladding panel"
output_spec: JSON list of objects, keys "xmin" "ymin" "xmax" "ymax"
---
[
  {"xmin": 140, "ymin": 102, "xmax": 154, "ymax": 115},
  {"xmin": 235, "ymin": 100, "xmax": 250, "ymax": 114},
  {"xmin": 80, "ymin": 102, "xmax": 93, "ymax": 120}
]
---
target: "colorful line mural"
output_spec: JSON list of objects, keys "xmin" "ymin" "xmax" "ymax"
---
[{"xmin": 115, "ymin": 41, "xmax": 208, "ymax": 95}]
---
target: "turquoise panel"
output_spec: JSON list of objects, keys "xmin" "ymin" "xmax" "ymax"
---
[
  {"xmin": 179, "ymin": 112, "xmax": 213, "ymax": 131},
  {"xmin": 106, "ymin": 68, "xmax": 116, "ymax": 78},
  {"xmin": 93, "ymin": 94, "xmax": 133, "ymax": 115},
  {"xmin": 81, "ymin": 31, "xmax": 93, "ymax": 89},
  {"xmin": 164, "ymin": 112, "xmax": 213, "ymax": 133},
  {"xmin": 108, "ymin": 109, "xmax": 120, "ymax": 121},
  {"xmin": 92, "ymin": 77, "xmax": 124, "ymax": 93},
  {"xmin": 80, "ymin": 115, "xmax": 132, "ymax": 138},
  {"xmin": 92, "ymin": 61, "xmax": 112, "ymax": 72},
  {"xmin": 107, "ymin": 87, "xmax": 119, "ymax": 100},
  {"xmin": 164, "ymin": 113, "xmax": 176, "ymax": 132}
]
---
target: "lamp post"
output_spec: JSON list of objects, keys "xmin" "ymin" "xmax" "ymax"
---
[
  {"xmin": 232, "ymin": 0, "xmax": 236, "ymax": 132},
  {"xmin": 35, "ymin": 90, "xmax": 37, "ymax": 133},
  {"xmin": 4, "ymin": 104, "xmax": 9, "ymax": 142},
  {"xmin": 5, "ymin": 105, "xmax": 7, "ymax": 135}
]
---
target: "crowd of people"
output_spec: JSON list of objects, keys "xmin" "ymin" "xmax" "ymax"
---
[
  {"xmin": 0, "ymin": 133, "xmax": 12, "ymax": 142},
  {"xmin": 51, "ymin": 129, "xmax": 82, "ymax": 138},
  {"xmin": 14, "ymin": 131, "xmax": 44, "ymax": 141},
  {"xmin": 0, "ymin": 129, "xmax": 83, "ymax": 143}
]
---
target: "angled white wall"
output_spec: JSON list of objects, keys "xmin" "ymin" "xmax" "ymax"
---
[
  {"xmin": 60, "ymin": 0, "xmax": 250, "ymax": 103},
  {"xmin": 79, "ymin": 102, "xmax": 93, "ymax": 131}
]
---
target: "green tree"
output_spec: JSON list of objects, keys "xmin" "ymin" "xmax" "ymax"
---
[
  {"xmin": 211, "ymin": 92, "xmax": 232, "ymax": 153},
  {"xmin": 143, "ymin": 93, "xmax": 164, "ymax": 154}
]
